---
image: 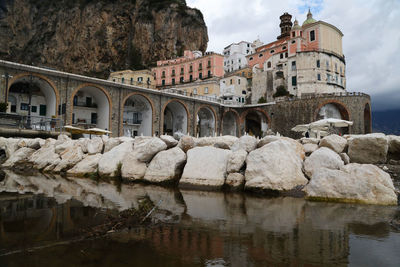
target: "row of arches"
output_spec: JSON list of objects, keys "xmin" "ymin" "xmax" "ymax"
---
[{"xmin": 5, "ymin": 73, "xmax": 372, "ymax": 137}]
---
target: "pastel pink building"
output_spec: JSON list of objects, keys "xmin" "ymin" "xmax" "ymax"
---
[{"xmin": 152, "ymin": 50, "xmax": 224, "ymax": 88}]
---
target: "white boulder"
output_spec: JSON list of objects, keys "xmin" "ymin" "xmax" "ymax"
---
[
  {"xmin": 388, "ymin": 135, "xmax": 400, "ymax": 158},
  {"xmin": 304, "ymin": 147, "xmax": 344, "ymax": 177},
  {"xmin": 195, "ymin": 136, "xmax": 238, "ymax": 148},
  {"xmin": 2, "ymin": 147, "xmax": 35, "ymax": 167},
  {"xmin": 300, "ymin": 137, "xmax": 319, "ymax": 145},
  {"xmin": 98, "ymin": 141, "xmax": 134, "ymax": 176},
  {"xmin": 230, "ymin": 135, "xmax": 258, "ymax": 153},
  {"xmin": 160, "ymin": 135, "xmax": 178, "ymax": 148},
  {"xmin": 134, "ymin": 137, "xmax": 167, "ymax": 162},
  {"xmin": 67, "ymin": 154, "xmax": 102, "ymax": 176},
  {"xmin": 180, "ymin": 147, "xmax": 232, "ymax": 188},
  {"xmin": 178, "ymin": 135, "xmax": 195, "ymax": 153},
  {"xmin": 53, "ymin": 144, "xmax": 85, "ymax": 172},
  {"xmin": 340, "ymin": 153, "xmax": 350, "ymax": 165},
  {"xmin": 303, "ymin": 143, "xmax": 318, "ymax": 154},
  {"xmin": 305, "ymin": 164, "xmax": 398, "ymax": 205},
  {"xmin": 319, "ymin": 134, "xmax": 347, "ymax": 153},
  {"xmin": 245, "ymin": 140, "xmax": 308, "ymax": 191},
  {"xmin": 29, "ymin": 143, "xmax": 60, "ymax": 170},
  {"xmin": 348, "ymin": 133, "xmax": 388, "ymax": 164},
  {"xmin": 121, "ymin": 151, "xmax": 147, "ymax": 181},
  {"xmin": 227, "ymin": 149, "xmax": 247, "ymax": 173},
  {"xmin": 144, "ymin": 147, "xmax": 187, "ymax": 183},
  {"xmin": 257, "ymin": 136, "xmax": 305, "ymax": 160},
  {"xmin": 87, "ymin": 137, "xmax": 104, "ymax": 155},
  {"xmin": 104, "ymin": 138, "xmax": 122, "ymax": 153}
]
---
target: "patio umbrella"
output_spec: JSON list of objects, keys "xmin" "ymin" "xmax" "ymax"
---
[
  {"xmin": 87, "ymin": 128, "xmax": 112, "ymax": 135},
  {"xmin": 310, "ymin": 118, "xmax": 353, "ymax": 128},
  {"xmin": 63, "ymin": 125, "xmax": 90, "ymax": 134}
]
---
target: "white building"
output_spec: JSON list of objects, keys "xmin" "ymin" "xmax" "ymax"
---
[
  {"xmin": 223, "ymin": 40, "xmax": 263, "ymax": 73},
  {"xmin": 220, "ymin": 75, "xmax": 248, "ymax": 104}
]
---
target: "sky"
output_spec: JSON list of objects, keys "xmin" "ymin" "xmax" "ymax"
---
[{"xmin": 186, "ymin": 0, "xmax": 400, "ymax": 111}]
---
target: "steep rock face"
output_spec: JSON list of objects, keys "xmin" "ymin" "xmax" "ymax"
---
[{"xmin": 0, "ymin": 0, "xmax": 208, "ymax": 78}]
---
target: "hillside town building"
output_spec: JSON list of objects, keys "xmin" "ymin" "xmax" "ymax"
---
[
  {"xmin": 223, "ymin": 40, "xmax": 263, "ymax": 73},
  {"xmin": 151, "ymin": 50, "xmax": 224, "ymax": 88},
  {"xmin": 108, "ymin": 70, "xmax": 156, "ymax": 89}
]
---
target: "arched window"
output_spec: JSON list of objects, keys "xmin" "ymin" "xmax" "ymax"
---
[{"xmin": 267, "ymin": 62, "xmax": 272, "ymax": 68}]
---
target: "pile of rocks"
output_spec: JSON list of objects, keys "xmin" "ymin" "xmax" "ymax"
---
[{"xmin": 0, "ymin": 132, "xmax": 398, "ymax": 205}]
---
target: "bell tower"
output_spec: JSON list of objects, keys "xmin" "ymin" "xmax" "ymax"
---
[{"xmin": 277, "ymin": 12, "xmax": 293, "ymax": 40}]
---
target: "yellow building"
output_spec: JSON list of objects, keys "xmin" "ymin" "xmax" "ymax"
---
[
  {"xmin": 170, "ymin": 77, "xmax": 220, "ymax": 99},
  {"xmin": 108, "ymin": 69, "xmax": 156, "ymax": 89}
]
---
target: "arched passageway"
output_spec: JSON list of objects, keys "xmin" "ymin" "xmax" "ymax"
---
[
  {"xmin": 364, "ymin": 103, "xmax": 372, "ymax": 134},
  {"xmin": 222, "ymin": 111, "xmax": 239, "ymax": 136},
  {"xmin": 316, "ymin": 102, "xmax": 350, "ymax": 135},
  {"xmin": 123, "ymin": 94, "xmax": 153, "ymax": 137},
  {"xmin": 163, "ymin": 101, "xmax": 188, "ymax": 135},
  {"xmin": 7, "ymin": 75, "xmax": 58, "ymax": 129},
  {"xmin": 244, "ymin": 110, "xmax": 268, "ymax": 138},
  {"xmin": 196, "ymin": 107, "xmax": 216, "ymax": 137},
  {"xmin": 71, "ymin": 86, "xmax": 110, "ymax": 130}
]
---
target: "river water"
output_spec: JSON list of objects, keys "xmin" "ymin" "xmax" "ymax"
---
[{"xmin": 0, "ymin": 170, "xmax": 399, "ymax": 267}]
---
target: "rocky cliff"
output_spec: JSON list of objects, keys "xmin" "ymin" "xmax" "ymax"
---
[{"xmin": 0, "ymin": 0, "xmax": 208, "ymax": 78}]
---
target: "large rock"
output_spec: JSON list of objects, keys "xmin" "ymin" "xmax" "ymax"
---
[
  {"xmin": 17, "ymin": 138, "xmax": 42, "ymax": 150},
  {"xmin": 104, "ymin": 138, "xmax": 122, "ymax": 153},
  {"xmin": 1, "ymin": 138, "xmax": 20, "ymax": 158},
  {"xmin": 121, "ymin": 152, "xmax": 147, "ymax": 181},
  {"xmin": 257, "ymin": 136, "xmax": 305, "ymax": 160},
  {"xmin": 300, "ymin": 137, "xmax": 319, "ymax": 145},
  {"xmin": 245, "ymin": 140, "xmax": 308, "ymax": 191},
  {"xmin": 67, "ymin": 154, "xmax": 102, "ymax": 176},
  {"xmin": 348, "ymin": 133, "xmax": 388, "ymax": 164},
  {"xmin": 319, "ymin": 134, "xmax": 347, "ymax": 153},
  {"xmin": 160, "ymin": 135, "xmax": 178, "ymax": 148},
  {"xmin": 53, "ymin": 144, "xmax": 85, "ymax": 172},
  {"xmin": 2, "ymin": 147, "xmax": 35, "ymax": 167},
  {"xmin": 55, "ymin": 140, "xmax": 75, "ymax": 154},
  {"xmin": 195, "ymin": 136, "xmax": 238, "ymax": 148},
  {"xmin": 303, "ymin": 143, "xmax": 318, "ymax": 155},
  {"xmin": 87, "ymin": 137, "xmax": 104, "ymax": 155},
  {"xmin": 134, "ymin": 137, "xmax": 167, "ymax": 162},
  {"xmin": 304, "ymin": 147, "xmax": 344, "ymax": 177},
  {"xmin": 98, "ymin": 141, "xmax": 134, "ymax": 176},
  {"xmin": 144, "ymin": 147, "xmax": 187, "ymax": 183},
  {"xmin": 305, "ymin": 164, "xmax": 398, "ymax": 205},
  {"xmin": 29, "ymin": 143, "xmax": 60, "ymax": 170},
  {"xmin": 230, "ymin": 135, "xmax": 258, "ymax": 152},
  {"xmin": 227, "ymin": 149, "xmax": 247, "ymax": 173},
  {"xmin": 178, "ymin": 135, "xmax": 196, "ymax": 153},
  {"xmin": 387, "ymin": 135, "xmax": 400, "ymax": 159},
  {"xmin": 340, "ymin": 153, "xmax": 350, "ymax": 165},
  {"xmin": 180, "ymin": 147, "xmax": 232, "ymax": 188}
]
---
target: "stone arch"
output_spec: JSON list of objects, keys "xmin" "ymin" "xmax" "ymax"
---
[
  {"xmin": 315, "ymin": 100, "xmax": 351, "ymax": 134},
  {"xmin": 195, "ymin": 105, "xmax": 217, "ymax": 137},
  {"xmin": 221, "ymin": 109, "xmax": 240, "ymax": 137},
  {"xmin": 364, "ymin": 102, "xmax": 372, "ymax": 134},
  {"xmin": 314, "ymin": 100, "xmax": 350, "ymax": 121},
  {"xmin": 161, "ymin": 99, "xmax": 190, "ymax": 135},
  {"xmin": 120, "ymin": 92, "xmax": 155, "ymax": 137},
  {"xmin": 70, "ymin": 83, "xmax": 112, "ymax": 131},
  {"xmin": 7, "ymin": 73, "xmax": 60, "ymax": 119},
  {"xmin": 240, "ymin": 108, "xmax": 271, "ymax": 137}
]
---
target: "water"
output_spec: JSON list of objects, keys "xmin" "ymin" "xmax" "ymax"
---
[{"xmin": 0, "ymin": 170, "xmax": 399, "ymax": 267}]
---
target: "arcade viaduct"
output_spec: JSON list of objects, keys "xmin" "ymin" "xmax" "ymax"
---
[{"xmin": 0, "ymin": 60, "xmax": 372, "ymax": 138}]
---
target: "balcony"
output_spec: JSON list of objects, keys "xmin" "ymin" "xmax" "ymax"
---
[
  {"xmin": 123, "ymin": 118, "xmax": 142, "ymax": 125},
  {"xmin": 73, "ymin": 101, "xmax": 97, "ymax": 109}
]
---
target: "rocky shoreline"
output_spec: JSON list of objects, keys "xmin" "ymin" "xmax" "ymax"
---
[{"xmin": 0, "ymin": 133, "xmax": 399, "ymax": 206}]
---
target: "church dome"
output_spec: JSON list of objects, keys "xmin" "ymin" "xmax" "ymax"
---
[
  {"xmin": 292, "ymin": 18, "xmax": 301, "ymax": 30},
  {"xmin": 302, "ymin": 9, "xmax": 317, "ymax": 26}
]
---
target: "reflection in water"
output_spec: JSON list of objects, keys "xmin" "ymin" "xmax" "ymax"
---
[{"xmin": 0, "ymin": 171, "xmax": 399, "ymax": 266}]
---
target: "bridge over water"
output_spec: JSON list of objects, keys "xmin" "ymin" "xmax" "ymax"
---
[{"xmin": 0, "ymin": 60, "xmax": 371, "ymax": 138}]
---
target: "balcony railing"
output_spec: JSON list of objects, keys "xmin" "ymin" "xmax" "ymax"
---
[
  {"xmin": 73, "ymin": 101, "xmax": 97, "ymax": 108},
  {"xmin": 123, "ymin": 119, "xmax": 142, "ymax": 125},
  {"xmin": 0, "ymin": 112, "xmax": 64, "ymax": 132}
]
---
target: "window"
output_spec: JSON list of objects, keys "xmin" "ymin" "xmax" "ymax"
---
[
  {"xmin": 317, "ymin": 73, "xmax": 321, "ymax": 80},
  {"xmin": 112, "ymin": 79, "xmax": 116, "ymax": 82},
  {"xmin": 247, "ymin": 44, "xmax": 250, "ymax": 47},
  {"xmin": 199, "ymin": 63, "xmax": 202, "ymax": 70},
  {"xmin": 180, "ymin": 67, "xmax": 184, "ymax": 74},
  {"xmin": 316, "ymin": 60, "xmax": 320, "ymax": 68},
  {"xmin": 270, "ymin": 50, "xmax": 275, "ymax": 54},
  {"xmin": 172, "ymin": 69, "xmax": 175, "ymax": 76},
  {"xmin": 292, "ymin": 32, "xmax": 295, "ymax": 37},
  {"xmin": 207, "ymin": 60, "xmax": 211, "ymax": 67},
  {"xmin": 291, "ymin": 61, "xmax": 296, "ymax": 71},
  {"xmin": 326, "ymin": 61, "xmax": 330, "ymax": 70},
  {"xmin": 291, "ymin": 40, "xmax": 296, "ymax": 44},
  {"xmin": 193, "ymin": 88, "xmax": 197, "ymax": 95},
  {"xmin": 162, "ymin": 71, "xmax": 166, "ymax": 78},
  {"xmin": 249, "ymin": 57, "xmax": 253, "ymax": 61},
  {"xmin": 310, "ymin": 30, "xmax": 315, "ymax": 41},
  {"xmin": 280, "ymin": 53, "xmax": 283, "ymax": 59},
  {"xmin": 267, "ymin": 62, "xmax": 272, "ymax": 68},
  {"xmin": 231, "ymin": 60, "xmax": 233, "ymax": 64},
  {"xmin": 39, "ymin": 105, "xmax": 46, "ymax": 116},
  {"xmin": 327, "ymin": 74, "xmax": 331, "ymax": 82},
  {"xmin": 208, "ymin": 70, "xmax": 211, "ymax": 77},
  {"xmin": 189, "ymin": 65, "xmax": 193, "ymax": 72},
  {"xmin": 180, "ymin": 77, "xmax": 184, "ymax": 83},
  {"xmin": 20, "ymin": 103, "xmax": 28, "ymax": 111},
  {"xmin": 335, "ymin": 63, "xmax": 338, "ymax": 72},
  {"xmin": 292, "ymin": 76, "xmax": 297, "ymax": 86},
  {"xmin": 340, "ymin": 66, "xmax": 343, "ymax": 75},
  {"xmin": 31, "ymin": 106, "xmax": 37, "ymax": 113},
  {"xmin": 238, "ymin": 79, "xmax": 241, "ymax": 84},
  {"xmin": 238, "ymin": 59, "xmax": 241, "ymax": 63},
  {"xmin": 224, "ymin": 62, "xmax": 226, "ymax": 66},
  {"xmin": 282, "ymin": 46, "xmax": 287, "ymax": 50},
  {"xmin": 162, "ymin": 80, "xmax": 165, "ymax": 86},
  {"xmin": 242, "ymin": 90, "xmax": 246, "ymax": 95},
  {"xmin": 285, "ymin": 52, "xmax": 288, "ymax": 57},
  {"xmin": 204, "ymin": 87, "xmax": 209, "ymax": 94},
  {"xmin": 130, "ymin": 77, "xmax": 134, "ymax": 84},
  {"xmin": 190, "ymin": 75, "xmax": 193, "ymax": 82},
  {"xmin": 172, "ymin": 78, "xmax": 175, "ymax": 85},
  {"xmin": 230, "ymin": 79, "xmax": 233, "ymax": 85},
  {"xmin": 121, "ymin": 77, "xmax": 125, "ymax": 84},
  {"xmin": 199, "ymin": 73, "xmax": 203, "ymax": 79},
  {"xmin": 300, "ymin": 31, "xmax": 303, "ymax": 37},
  {"xmin": 259, "ymin": 54, "xmax": 263, "ymax": 57},
  {"xmin": 138, "ymin": 77, "xmax": 143, "ymax": 82},
  {"xmin": 246, "ymin": 50, "xmax": 249, "ymax": 54}
]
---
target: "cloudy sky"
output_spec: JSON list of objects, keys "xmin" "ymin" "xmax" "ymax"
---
[{"xmin": 187, "ymin": 0, "xmax": 400, "ymax": 111}]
